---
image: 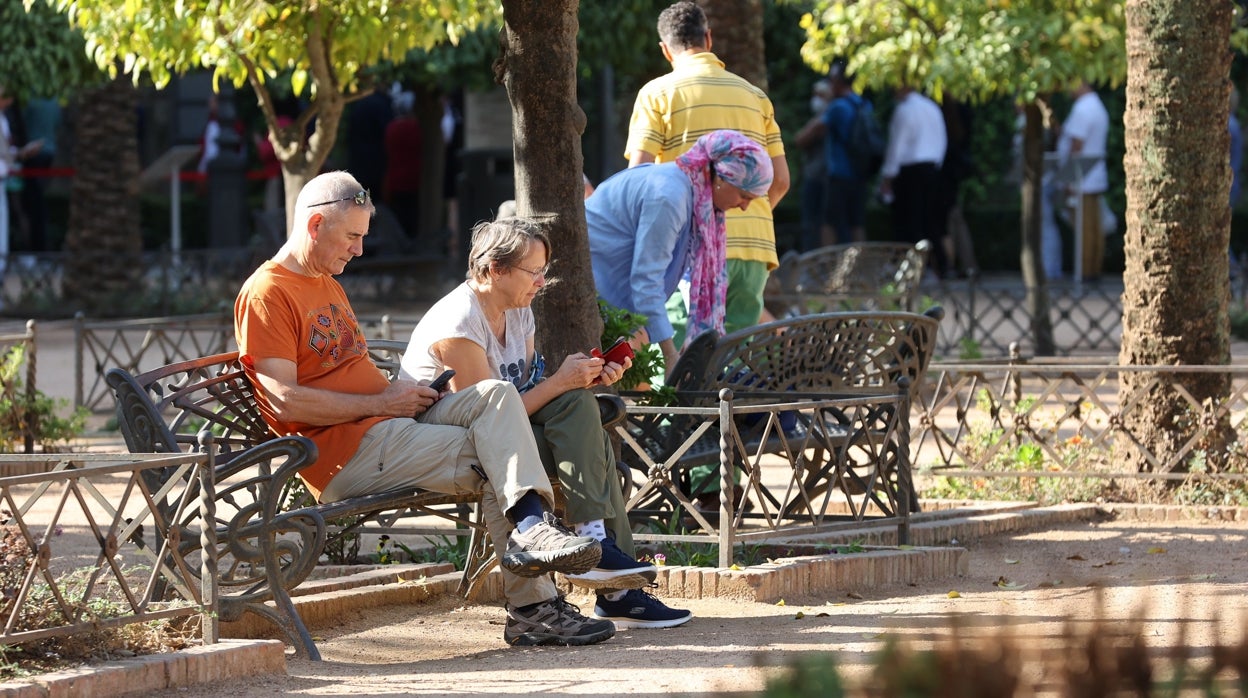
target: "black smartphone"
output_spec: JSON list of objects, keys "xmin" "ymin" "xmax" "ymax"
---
[{"xmin": 428, "ymin": 369, "xmax": 456, "ymax": 392}]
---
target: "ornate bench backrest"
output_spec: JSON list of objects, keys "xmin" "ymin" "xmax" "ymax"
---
[
  {"xmin": 770, "ymin": 240, "xmax": 931, "ymax": 313},
  {"xmin": 108, "ymin": 338, "xmax": 412, "ymax": 462},
  {"xmin": 106, "ymin": 352, "xmax": 272, "ymax": 464},
  {"xmin": 699, "ymin": 307, "xmax": 943, "ymax": 399}
]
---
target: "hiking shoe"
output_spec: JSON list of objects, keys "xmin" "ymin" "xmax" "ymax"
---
[
  {"xmin": 593, "ymin": 587, "xmax": 693, "ymax": 629},
  {"xmin": 502, "ymin": 512, "xmax": 602, "ymax": 577},
  {"xmin": 505, "ymin": 596, "xmax": 617, "ymax": 646},
  {"xmin": 562, "ymin": 535, "xmax": 658, "ymax": 590}
]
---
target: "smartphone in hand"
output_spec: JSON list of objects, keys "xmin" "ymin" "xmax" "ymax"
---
[
  {"xmin": 591, "ymin": 337, "xmax": 635, "ymax": 366},
  {"xmin": 428, "ymin": 369, "xmax": 456, "ymax": 392}
]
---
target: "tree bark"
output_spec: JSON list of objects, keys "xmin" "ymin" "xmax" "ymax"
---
[
  {"xmin": 1119, "ymin": 0, "xmax": 1233, "ymax": 472},
  {"xmin": 697, "ymin": 0, "xmax": 767, "ymax": 92},
  {"xmin": 500, "ymin": 0, "xmax": 601, "ymax": 366},
  {"xmin": 63, "ymin": 76, "xmax": 142, "ymax": 316},
  {"xmin": 1021, "ymin": 100, "xmax": 1054, "ymax": 356}
]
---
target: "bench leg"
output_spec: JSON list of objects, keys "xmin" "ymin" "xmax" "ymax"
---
[{"xmin": 245, "ymin": 587, "xmax": 322, "ymax": 661}]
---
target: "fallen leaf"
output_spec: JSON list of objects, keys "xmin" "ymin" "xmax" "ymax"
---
[
  {"xmin": 847, "ymin": 591, "xmax": 863, "ymax": 600},
  {"xmin": 729, "ymin": 564, "xmax": 742, "ymax": 570},
  {"xmin": 794, "ymin": 611, "xmax": 805, "ymax": 619},
  {"xmin": 815, "ymin": 612, "xmax": 831, "ymax": 617},
  {"xmin": 776, "ymin": 599, "xmax": 786, "ymax": 606},
  {"xmin": 882, "ymin": 608, "xmax": 899, "ymax": 615},
  {"xmin": 862, "ymin": 632, "xmax": 882, "ymax": 640},
  {"xmin": 1067, "ymin": 554, "xmax": 1086, "ymax": 561},
  {"xmin": 1147, "ymin": 547, "xmax": 1167, "ymax": 555},
  {"xmin": 1004, "ymin": 558, "xmax": 1020, "ymax": 565},
  {"xmin": 947, "ymin": 590, "xmax": 961, "ymax": 598},
  {"xmin": 994, "ymin": 577, "xmax": 1028, "ymax": 590}
]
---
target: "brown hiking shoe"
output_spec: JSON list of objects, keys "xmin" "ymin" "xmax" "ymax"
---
[
  {"xmin": 502, "ymin": 512, "xmax": 602, "ymax": 577},
  {"xmin": 504, "ymin": 596, "xmax": 616, "ymax": 646}
]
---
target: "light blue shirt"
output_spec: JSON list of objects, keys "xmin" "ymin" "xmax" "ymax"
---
[{"xmin": 586, "ymin": 163, "xmax": 694, "ymax": 345}]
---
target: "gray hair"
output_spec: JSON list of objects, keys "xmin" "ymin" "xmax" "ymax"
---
[
  {"xmin": 294, "ymin": 171, "xmax": 376, "ymax": 224},
  {"xmin": 467, "ymin": 218, "xmax": 551, "ymax": 284}
]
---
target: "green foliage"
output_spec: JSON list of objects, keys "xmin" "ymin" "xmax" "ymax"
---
[
  {"xmin": 378, "ymin": 533, "xmax": 470, "ymax": 570},
  {"xmin": 0, "ymin": 520, "xmax": 195, "ymax": 679},
  {"xmin": 0, "ymin": 0, "xmax": 101, "ymax": 101},
  {"xmin": 41, "ymin": 0, "xmax": 497, "ymax": 94},
  {"xmin": 598, "ymin": 299, "xmax": 664, "ymax": 390},
  {"xmin": 0, "ymin": 345, "xmax": 88, "ymax": 452},
  {"xmin": 799, "ymin": 0, "xmax": 1126, "ymax": 105}
]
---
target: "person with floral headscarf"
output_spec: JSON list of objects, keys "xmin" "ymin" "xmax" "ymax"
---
[{"xmin": 586, "ymin": 129, "xmax": 774, "ymax": 371}]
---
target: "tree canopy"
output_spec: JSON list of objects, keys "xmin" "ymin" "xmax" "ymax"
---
[
  {"xmin": 1, "ymin": 0, "xmax": 99, "ymax": 101},
  {"xmin": 799, "ymin": 0, "xmax": 1127, "ymax": 104},
  {"xmin": 35, "ymin": 0, "xmax": 503, "ymax": 221}
]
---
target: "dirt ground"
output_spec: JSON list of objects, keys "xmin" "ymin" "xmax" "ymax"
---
[{"xmin": 159, "ymin": 513, "xmax": 1248, "ymax": 697}]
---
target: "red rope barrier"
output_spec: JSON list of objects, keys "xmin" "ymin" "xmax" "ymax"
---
[{"xmin": 17, "ymin": 167, "xmax": 276, "ymax": 181}]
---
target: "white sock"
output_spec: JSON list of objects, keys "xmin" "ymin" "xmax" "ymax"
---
[
  {"xmin": 574, "ymin": 519, "xmax": 607, "ymax": 541},
  {"xmin": 602, "ymin": 589, "xmax": 628, "ymax": 601}
]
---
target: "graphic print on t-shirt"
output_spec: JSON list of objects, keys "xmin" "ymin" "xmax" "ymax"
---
[
  {"xmin": 499, "ymin": 357, "xmax": 527, "ymax": 388},
  {"xmin": 307, "ymin": 303, "xmax": 366, "ymax": 364}
]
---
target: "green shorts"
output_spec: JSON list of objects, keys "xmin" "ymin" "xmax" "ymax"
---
[{"xmin": 666, "ymin": 258, "xmax": 770, "ymax": 348}]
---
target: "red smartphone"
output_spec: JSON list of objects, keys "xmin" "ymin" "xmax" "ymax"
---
[{"xmin": 592, "ymin": 336, "xmax": 635, "ymax": 366}]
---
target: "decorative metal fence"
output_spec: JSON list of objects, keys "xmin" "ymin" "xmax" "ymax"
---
[
  {"xmin": 914, "ymin": 356, "xmax": 1248, "ymax": 492},
  {"xmin": 0, "ymin": 453, "xmax": 217, "ymax": 651},
  {"xmin": 923, "ymin": 275, "xmax": 1124, "ymax": 358}
]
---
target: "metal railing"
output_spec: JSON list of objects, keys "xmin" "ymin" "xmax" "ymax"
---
[
  {"xmin": 914, "ymin": 356, "xmax": 1248, "ymax": 486},
  {"xmin": 0, "ymin": 453, "xmax": 217, "ymax": 651}
]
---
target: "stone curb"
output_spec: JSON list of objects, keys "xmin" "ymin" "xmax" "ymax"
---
[{"xmin": 0, "ymin": 639, "xmax": 285, "ymax": 698}]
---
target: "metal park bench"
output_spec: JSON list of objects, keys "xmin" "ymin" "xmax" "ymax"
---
[{"xmin": 616, "ymin": 307, "xmax": 943, "ymax": 566}]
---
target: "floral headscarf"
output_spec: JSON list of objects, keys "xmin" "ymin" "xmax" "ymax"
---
[{"xmin": 674, "ymin": 130, "xmax": 774, "ymax": 347}]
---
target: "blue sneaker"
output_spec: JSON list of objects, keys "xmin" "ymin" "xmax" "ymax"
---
[
  {"xmin": 593, "ymin": 587, "xmax": 692, "ymax": 629},
  {"xmin": 563, "ymin": 536, "xmax": 657, "ymax": 590}
]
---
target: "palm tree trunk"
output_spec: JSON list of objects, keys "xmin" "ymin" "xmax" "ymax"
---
[
  {"xmin": 63, "ymin": 76, "xmax": 142, "ymax": 315},
  {"xmin": 1118, "ymin": 0, "xmax": 1233, "ymax": 472}
]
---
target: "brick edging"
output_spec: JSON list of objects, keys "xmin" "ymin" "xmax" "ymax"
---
[{"xmin": 0, "ymin": 639, "xmax": 284, "ymax": 698}]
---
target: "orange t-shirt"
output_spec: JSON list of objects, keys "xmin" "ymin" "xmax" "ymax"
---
[{"xmin": 234, "ymin": 261, "xmax": 389, "ymax": 499}]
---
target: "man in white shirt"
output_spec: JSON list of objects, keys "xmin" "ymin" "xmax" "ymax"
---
[
  {"xmin": 879, "ymin": 87, "xmax": 948, "ymax": 275},
  {"xmin": 1057, "ymin": 82, "xmax": 1110, "ymax": 281}
]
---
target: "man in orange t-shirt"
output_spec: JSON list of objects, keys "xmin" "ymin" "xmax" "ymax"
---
[{"xmin": 233, "ymin": 171, "xmax": 614, "ymax": 647}]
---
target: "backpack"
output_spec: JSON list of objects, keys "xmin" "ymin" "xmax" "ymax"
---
[{"xmin": 843, "ymin": 97, "xmax": 885, "ymax": 180}]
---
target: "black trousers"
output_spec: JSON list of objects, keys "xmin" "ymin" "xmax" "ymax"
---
[{"xmin": 891, "ymin": 161, "xmax": 947, "ymax": 275}]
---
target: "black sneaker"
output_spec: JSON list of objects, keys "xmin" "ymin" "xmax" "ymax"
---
[
  {"xmin": 593, "ymin": 586, "xmax": 693, "ymax": 629},
  {"xmin": 502, "ymin": 512, "xmax": 603, "ymax": 578},
  {"xmin": 563, "ymin": 535, "xmax": 658, "ymax": 590},
  {"xmin": 505, "ymin": 596, "xmax": 617, "ymax": 646}
]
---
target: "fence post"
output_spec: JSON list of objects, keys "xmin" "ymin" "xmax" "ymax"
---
[
  {"xmin": 73, "ymin": 312, "xmax": 85, "ymax": 409},
  {"xmin": 23, "ymin": 320, "xmax": 36, "ymax": 454}
]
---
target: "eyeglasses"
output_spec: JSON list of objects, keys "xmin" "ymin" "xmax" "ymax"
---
[
  {"xmin": 308, "ymin": 189, "xmax": 370, "ymax": 208},
  {"xmin": 512, "ymin": 263, "xmax": 550, "ymax": 280}
]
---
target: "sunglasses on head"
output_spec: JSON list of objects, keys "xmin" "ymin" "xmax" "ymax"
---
[{"xmin": 308, "ymin": 189, "xmax": 370, "ymax": 208}]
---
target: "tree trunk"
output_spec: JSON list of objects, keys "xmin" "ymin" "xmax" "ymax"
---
[
  {"xmin": 1021, "ymin": 100, "xmax": 1054, "ymax": 356},
  {"xmin": 1119, "ymin": 0, "xmax": 1233, "ymax": 473},
  {"xmin": 63, "ymin": 76, "xmax": 142, "ymax": 316},
  {"xmin": 698, "ymin": 0, "xmax": 767, "ymax": 92},
  {"xmin": 501, "ymin": 0, "xmax": 601, "ymax": 366}
]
